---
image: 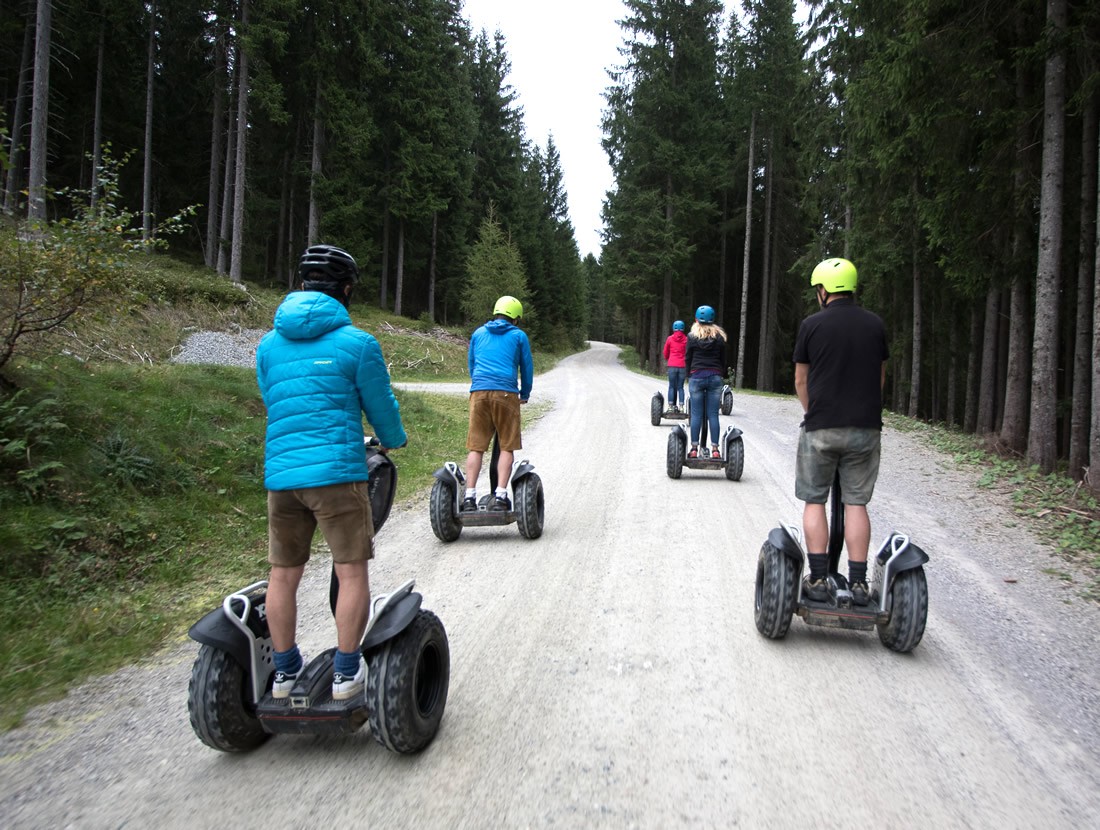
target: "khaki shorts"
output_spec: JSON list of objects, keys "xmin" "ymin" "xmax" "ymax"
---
[
  {"xmin": 267, "ymin": 481, "xmax": 375, "ymax": 567},
  {"xmin": 466, "ymin": 390, "xmax": 522, "ymax": 452},
  {"xmin": 795, "ymin": 427, "xmax": 881, "ymax": 505}
]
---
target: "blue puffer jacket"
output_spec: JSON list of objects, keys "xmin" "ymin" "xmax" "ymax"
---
[
  {"xmin": 468, "ymin": 318, "xmax": 534, "ymax": 399},
  {"xmin": 256, "ymin": 292, "xmax": 407, "ymax": 491}
]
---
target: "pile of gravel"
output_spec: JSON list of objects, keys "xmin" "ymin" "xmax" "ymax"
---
[{"xmin": 171, "ymin": 328, "xmax": 267, "ymax": 368}]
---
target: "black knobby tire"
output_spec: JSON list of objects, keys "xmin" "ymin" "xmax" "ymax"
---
[
  {"xmin": 666, "ymin": 431, "xmax": 684, "ymax": 479},
  {"xmin": 515, "ymin": 473, "xmax": 545, "ymax": 539},
  {"xmin": 754, "ymin": 541, "xmax": 798, "ymax": 639},
  {"xmin": 367, "ymin": 610, "xmax": 450, "ymax": 754},
  {"xmin": 877, "ymin": 567, "xmax": 928, "ymax": 653},
  {"xmin": 187, "ymin": 645, "xmax": 269, "ymax": 753},
  {"xmin": 721, "ymin": 388, "xmax": 733, "ymax": 415},
  {"xmin": 724, "ymin": 437, "xmax": 744, "ymax": 481},
  {"xmin": 650, "ymin": 393, "xmax": 663, "ymax": 426},
  {"xmin": 429, "ymin": 479, "xmax": 461, "ymax": 543}
]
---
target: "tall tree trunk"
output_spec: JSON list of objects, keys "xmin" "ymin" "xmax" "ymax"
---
[
  {"xmin": 1069, "ymin": 91, "xmax": 1097, "ymax": 480},
  {"xmin": 428, "ymin": 211, "xmax": 438, "ymax": 320},
  {"xmin": 756, "ymin": 131, "xmax": 774, "ymax": 391},
  {"xmin": 216, "ymin": 100, "xmax": 235, "ymax": 275},
  {"xmin": 663, "ymin": 173, "xmax": 673, "ymax": 340},
  {"xmin": 379, "ymin": 211, "xmax": 390, "ymax": 310},
  {"xmin": 90, "ymin": 24, "xmax": 105, "ymax": 212},
  {"xmin": 977, "ymin": 286, "xmax": 1001, "ymax": 434},
  {"xmin": 736, "ymin": 111, "xmax": 756, "ymax": 389},
  {"xmin": 649, "ymin": 302, "xmax": 659, "ymax": 374},
  {"xmin": 947, "ymin": 319, "xmax": 959, "ymax": 426},
  {"xmin": 205, "ymin": 21, "xmax": 226, "ymax": 268},
  {"xmin": 1027, "ymin": 0, "xmax": 1067, "ymax": 473},
  {"xmin": 1090, "ymin": 114, "xmax": 1100, "ymax": 492},
  {"xmin": 394, "ymin": 218, "xmax": 405, "ymax": 317},
  {"xmin": 3, "ymin": 11, "xmax": 33, "ymax": 213},
  {"xmin": 286, "ymin": 163, "xmax": 296, "ymax": 288},
  {"xmin": 27, "ymin": 0, "xmax": 52, "ymax": 221},
  {"xmin": 308, "ymin": 80, "xmax": 323, "ymax": 245},
  {"xmin": 908, "ymin": 235, "xmax": 922, "ymax": 419},
  {"xmin": 276, "ymin": 148, "xmax": 289, "ymax": 285},
  {"xmin": 229, "ymin": 0, "xmax": 250, "ymax": 284},
  {"xmin": 142, "ymin": 0, "xmax": 156, "ymax": 242},
  {"xmin": 717, "ymin": 191, "xmax": 728, "ymax": 323},
  {"xmin": 964, "ymin": 302, "xmax": 983, "ymax": 432}
]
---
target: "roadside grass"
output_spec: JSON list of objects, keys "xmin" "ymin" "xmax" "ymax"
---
[
  {"xmin": 0, "ymin": 257, "xmax": 565, "ymax": 730},
  {"xmin": 887, "ymin": 416, "xmax": 1100, "ymax": 602}
]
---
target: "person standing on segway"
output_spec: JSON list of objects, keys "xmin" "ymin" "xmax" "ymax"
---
[
  {"xmin": 685, "ymin": 305, "xmax": 728, "ymax": 459},
  {"xmin": 462, "ymin": 295, "xmax": 533, "ymax": 512},
  {"xmin": 662, "ymin": 320, "xmax": 688, "ymax": 412},
  {"xmin": 256, "ymin": 244, "xmax": 408, "ymax": 701},
  {"xmin": 793, "ymin": 257, "xmax": 888, "ymax": 606}
]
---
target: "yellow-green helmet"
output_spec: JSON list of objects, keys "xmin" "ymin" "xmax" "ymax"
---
[
  {"xmin": 811, "ymin": 257, "xmax": 858, "ymax": 293},
  {"xmin": 493, "ymin": 295, "xmax": 523, "ymax": 320}
]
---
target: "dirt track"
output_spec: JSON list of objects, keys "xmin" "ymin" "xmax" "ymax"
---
[{"xmin": 2, "ymin": 342, "xmax": 1098, "ymax": 828}]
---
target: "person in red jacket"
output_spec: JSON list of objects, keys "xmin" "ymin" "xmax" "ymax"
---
[{"xmin": 662, "ymin": 320, "xmax": 688, "ymax": 412}]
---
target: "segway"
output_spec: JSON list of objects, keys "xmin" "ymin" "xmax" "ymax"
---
[
  {"xmin": 187, "ymin": 441, "xmax": 450, "ymax": 754},
  {"xmin": 430, "ymin": 433, "xmax": 544, "ymax": 542},
  {"xmin": 666, "ymin": 407, "xmax": 744, "ymax": 480},
  {"xmin": 720, "ymin": 383, "xmax": 733, "ymax": 415},
  {"xmin": 651, "ymin": 390, "xmax": 689, "ymax": 425},
  {"xmin": 754, "ymin": 471, "xmax": 929, "ymax": 652}
]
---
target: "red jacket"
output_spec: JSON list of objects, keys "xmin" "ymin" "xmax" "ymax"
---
[{"xmin": 663, "ymin": 331, "xmax": 687, "ymax": 368}]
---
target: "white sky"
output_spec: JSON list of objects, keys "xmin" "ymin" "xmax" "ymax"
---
[{"xmin": 461, "ymin": 1, "xmax": 811, "ymax": 260}]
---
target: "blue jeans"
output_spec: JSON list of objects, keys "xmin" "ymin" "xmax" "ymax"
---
[
  {"xmin": 667, "ymin": 367, "xmax": 686, "ymax": 406},
  {"xmin": 689, "ymin": 374, "xmax": 723, "ymax": 445}
]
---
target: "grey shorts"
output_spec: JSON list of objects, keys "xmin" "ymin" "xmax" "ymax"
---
[
  {"xmin": 795, "ymin": 427, "xmax": 881, "ymax": 505},
  {"xmin": 267, "ymin": 481, "xmax": 375, "ymax": 567}
]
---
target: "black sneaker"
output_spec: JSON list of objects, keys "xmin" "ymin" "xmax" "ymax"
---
[
  {"xmin": 801, "ymin": 576, "xmax": 831, "ymax": 603},
  {"xmin": 461, "ymin": 496, "xmax": 478, "ymax": 512},
  {"xmin": 850, "ymin": 580, "xmax": 872, "ymax": 606},
  {"xmin": 489, "ymin": 494, "xmax": 511, "ymax": 512}
]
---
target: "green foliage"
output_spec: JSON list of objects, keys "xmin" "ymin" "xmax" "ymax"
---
[
  {"xmin": 461, "ymin": 212, "xmax": 531, "ymax": 325},
  {"xmin": 0, "ymin": 390, "xmax": 67, "ymax": 502}
]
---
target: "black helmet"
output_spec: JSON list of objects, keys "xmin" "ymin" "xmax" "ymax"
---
[{"xmin": 298, "ymin": 244, "xmax": 359, "ymax": 287}]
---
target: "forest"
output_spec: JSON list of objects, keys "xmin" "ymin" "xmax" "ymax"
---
[{"xmin": 2, "ymin": 0, "xmax": 1100, "ymax": 485}]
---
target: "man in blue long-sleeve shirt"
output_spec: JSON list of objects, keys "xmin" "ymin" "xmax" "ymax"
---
[{"xmin": 462, "ymin": 295, "xmax": 533, "ymax": 512}]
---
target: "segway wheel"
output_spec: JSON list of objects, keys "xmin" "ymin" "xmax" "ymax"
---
[
  {"xmin": 754, "ymin": 540, "xmax": 798, "ymax": 639},
  {"xmin": 724, "ymin": 437, "xmax": 744, "ymax": 481},
  {"xmin": 721, "ymin": 387, "xmax": 733, "ymax": 415},
  {"xmin": 187, "ymin": 645, "xmax": 269, "ymax": 753},
  {"xmin": 650, "ymin": 393, "xmax": 664, "ymax": 426},
  {"xmin": 429, "ymin": 479, "xmax": 462, "ymax": 543},
  {"xmin": 515, "ymin": 473, "xmax": 545, "ymax": 539},
  {"xmin": 877, "ymin": 567, "xmax": 928, "ymax": 653},
  {"xmin": 367, "ymin": 610, "xmax": 450, "ymax": 754},
  {"xmin": 666, "ymin": 431, "xmax": 684, "ymax": 479}
]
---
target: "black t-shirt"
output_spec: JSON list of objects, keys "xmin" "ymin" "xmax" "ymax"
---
[
  {"xmin": 685, "ymin": 334, "xmax": 727, "ymax": 376},
  {"xmin": 792, "ymin": 296, "xmax": 888, "ymax": 430}
]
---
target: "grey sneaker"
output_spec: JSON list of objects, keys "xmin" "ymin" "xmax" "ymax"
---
[
  {"xmin": 461, "ymin": 496, "xmax": 478, "ymax": 512},
  {"xmin": 850, "ymin": 580, "xmax": 872, "ymax": 606},
  {"xmin": 332, "ymin": 656, "xmax": 366, "ymax": 701},
  {"xmin": 489, "ymin": 494, "xmax": 511, "ymax": 512},
  {"xmin": 801, "ymin": 576, "xmax": 831, "ymax": 603}
]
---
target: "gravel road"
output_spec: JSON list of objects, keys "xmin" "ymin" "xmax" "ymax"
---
[{"xmin": 2, "ymin": 341, "xmax": 1098, "ymax": 828}]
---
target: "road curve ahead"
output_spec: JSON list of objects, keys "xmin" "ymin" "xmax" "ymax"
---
[{"xmin": 2, "ymin": 341, "xmax": 1098, "ymax": 829}]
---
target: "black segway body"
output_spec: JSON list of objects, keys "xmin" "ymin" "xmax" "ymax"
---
[
  {"xmin": 754, "ymin": 472, "xmax": 929, "ymax": 652},
  {"xmin": 666, "ymin": 422, "xmax": 744, "ymax": 480},
  {"xmin": 651, "ymin": 390, "xmax": 689, "ymax": 426},
  {"xmin": 430, "ymin": 432, "xmax": 545, "ymax": 541}
]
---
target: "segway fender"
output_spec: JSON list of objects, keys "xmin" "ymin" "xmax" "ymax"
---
[
  {"xmin": 188, "ymin": 608, "xmax": 253, "ymax": 672},
  {"xmin": 767, "ymin": 525, "xmax": 804, "ymax": 567},
  {"xmin": 887, "ymin": 539, "xmax": 929, "ymax": 572},
  {"xmin": 672, "ymin": 423, "xmax": 688, "ymax": 445},
  {"xmin": 722, "ymin": 425, "xmax": 743, "ymax": 441},
  {"xmin": 432, "ymin": 462, "xmax": 465, "ymax": 488},
  {"xmin": 510, "ymin": 461, "xmax": 536, "ymax": 483},
  {"xmin": 362, "ymin": 592, "xmax": 424, "ymax": 652}
]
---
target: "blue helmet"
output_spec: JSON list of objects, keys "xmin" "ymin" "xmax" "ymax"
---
[
  {"xmin": 672, "ymin": 320, "xmax": 685, "ymax": 331},
  {"xmin": 695, "ymin": 305, "xmax": 715, "ymax": 323}
]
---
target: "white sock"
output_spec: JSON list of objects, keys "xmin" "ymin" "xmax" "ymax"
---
[
  {"xmin": 466, "ymin": 489, "xmax": 476, "ymax": 499},
  {"xmin": 495, "ymin": 487, "xmax": 508, "ymax": 499}
]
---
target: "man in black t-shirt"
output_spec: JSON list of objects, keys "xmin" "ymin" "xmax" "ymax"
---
[{"xmin": 792, "ymin": 257, "xmax": 888, "ymax": 606}]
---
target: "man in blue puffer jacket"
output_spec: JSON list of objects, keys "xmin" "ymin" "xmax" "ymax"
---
[
  {"xmin": 256, "ymin": 244, "xmax": 407, "ymax": 703},
  {"xmin": 462, "ymin": 295, "xmax": 533, "ymax": 513}
]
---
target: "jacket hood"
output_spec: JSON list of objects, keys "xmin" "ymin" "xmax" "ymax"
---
[
  {"xmin": 485, "ymin": 318, "xmax": 517, "ymax": 335},
  {"xmin": 273, "ymin": 291, "xmax": 352, "ymax": 341}
]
